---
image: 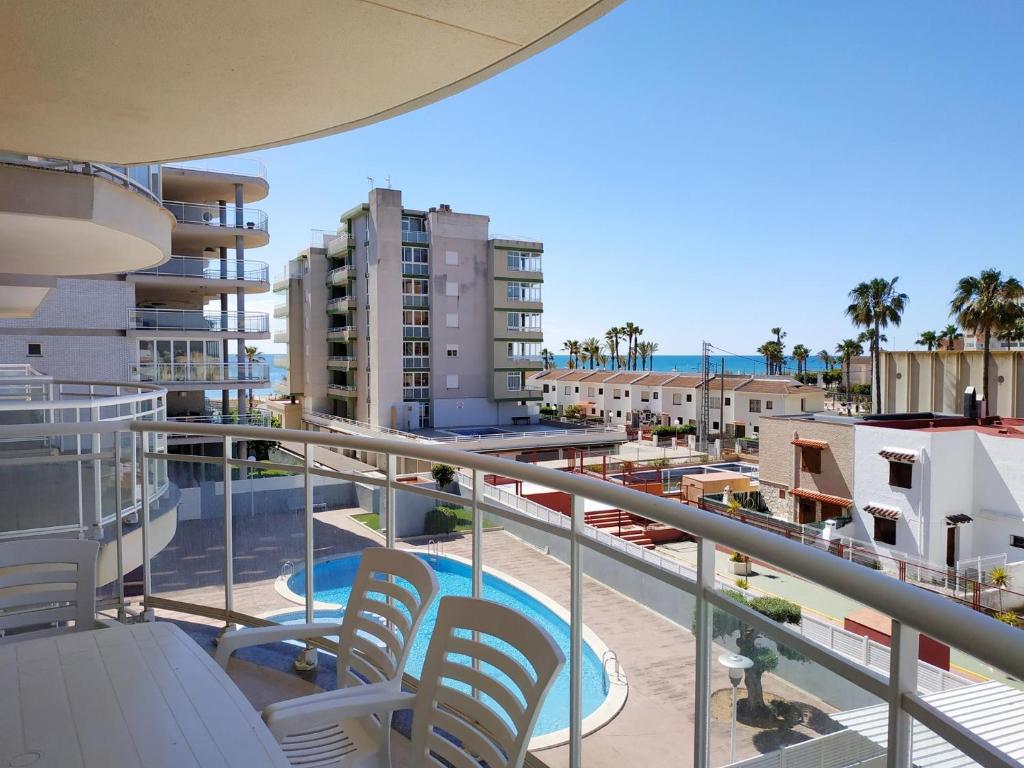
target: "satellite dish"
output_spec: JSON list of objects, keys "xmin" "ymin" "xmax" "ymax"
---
[{"xmin": 456, "ymin": 401, "xmax": 464, "ymax": 409}]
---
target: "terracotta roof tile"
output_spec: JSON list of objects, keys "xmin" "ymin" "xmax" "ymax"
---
[
  {"xmin": 863, "ymin": 503, "xmax": 901, "ymax": 520},
  {"xmin": 632, "ymin": 373, "xmax": 677, "ymax": 386},
  {"xmin": 663, "ymin": 375, "xmax": 703, "ymax": 388},
  {"xmin": 792, "ymin": 438, "xmax": 829, "ymax": 449},
  {"xmin": 790, "ymin": 487, "xmax": 853, "ymax": 507},
  {"xmin": 605, "ymin": 372, "xmax": 645, "ymax": 384},
  {"xmin": 879, "ymin": 448, "xmax": 918, "ymax": 463}
]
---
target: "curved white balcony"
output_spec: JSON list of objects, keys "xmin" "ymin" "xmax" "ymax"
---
[
  {"xmin": 0, "ymin": 156, "xmax": 172, "ymax": 282},
  {"xmin": 161, "ymin": 159, "xmax": 269, "ymax": 204},
  {"xmin": 128, "ymin": 308, "xmax": 270, "ymax": 337},
  {"xmin": 163, "ymin": 200, "xmax": 269, "ymax": 250},
  {"xmin": 131, "ymin": 256, "xmax": 269, "ymax": 293},
  {"xmin": 129, "ymin": 362, "xmax": 270, "ymax": 390}
]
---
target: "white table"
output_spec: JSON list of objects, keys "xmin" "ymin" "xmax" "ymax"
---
[{"xmin": 0, "ymin": 622, "xmax": 291, "ymax": 768}]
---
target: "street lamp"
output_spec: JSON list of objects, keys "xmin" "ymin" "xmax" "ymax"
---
[{"xmin": 719, "ymin": 652, "xmax": 753, "ymax": 762}]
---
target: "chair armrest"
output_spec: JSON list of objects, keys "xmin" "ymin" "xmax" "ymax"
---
[
  {"xmin": 262, "ymin": 683, "xmax": 416, "ymax": 741},
  {"xmin": 214, "ymin": 622, "xmax": 339, "ymax": 669}
]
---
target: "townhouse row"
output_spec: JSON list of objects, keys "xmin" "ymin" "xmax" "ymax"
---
[{"xmin": 531, "ymin": 368, "xmax": 825, "ymax": 436}]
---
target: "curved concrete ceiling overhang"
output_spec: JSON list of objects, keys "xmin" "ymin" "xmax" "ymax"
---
[{"xmin": 0, "ymin": 0, "xmax": 622, "ymax": 165}]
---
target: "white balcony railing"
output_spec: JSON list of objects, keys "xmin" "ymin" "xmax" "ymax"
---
[
  {"xmin": 401, "ymin": 229, "xmax": 429, "ymax": 245},
  {"xmin": 402, "ymin": 386, "xmax": 430, "ymax": 399},
  {"xmin": 128, "ymin": 308, "xmax": 269, "ymax": 334},
  {"xmin": 162, "ymin": 201, "xmax": 268, "ymax": 233},
  {"xmin": 135, "ymin": 256, "xmax": 269, "ymax": 282},
  {"xmin": 0, "ymin": 153, "xmax": 161, "ymax": 204},
  {"xmin": 402, "ymin": 326, "xmax": 429, "ymax": 339},
  {"xmin": 163, "ymin": 157, "xmax": 267, "ymax": 180},
  {"xmin": 116, "ymin": 421, "xmax": 1024, "ymax": 768},
  {"xmin": 128, "ymin": 362, "xmax": 270, "ymax": 385}
]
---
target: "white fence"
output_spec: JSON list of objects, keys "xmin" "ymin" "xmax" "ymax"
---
[{"xmin": 727, "ymin": 728, "xmax": 885, "ymax": 768}]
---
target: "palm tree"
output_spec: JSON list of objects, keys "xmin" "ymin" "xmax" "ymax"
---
[
  {"xmin": 916, "ymin": 330, "xmax": 939, "ymax": 351},
  {"xmin": 835, "ymin": 338, "xmax": 864, "ymax": 407},
  {"xmin": 636, "ymin": 340, "xmax": 658, "ymax": 371},
  {"xmin": 631, "ymin": 326, "xmax": 644, "ymax": 370},
  {"xmin": 771, "ymin": 327, "xmax": 786, "ymax": 347},
  {"xmin": 989, "ymin": 566, "xmax": 1011, "ymax": 611},
  {"xmin": 582, "ymin": 337, "xmax": 602, "ymax": 370},
  {"xmin": 540, "ymin": 348, "xmax": 555, "ymax": 369},
  {"xmin": 647, "ymin": 341, "xmax": 659, "ymax": 370},
  {"xmin": 818, "ymin": 349, "xmax": 833, "ymax": 370},
  {"xmin": 937, "ymin": 323, "xmax": 962, "ymax": 351},
  {"xmin": 562, "ymin": 339, "xmax": 581, "ymax": 369},
  {"xmin": 757, "ymin": 342, "xmax": 772, "ymax": 375},
  {"xmin": 791, "ymin": 344, "xmax": 810, "ymax": 377},
  {"xmin": 244, "ymin": 345, "xmax": 265, "ymax": 412},
  {"xmin": 858, "ymin": 329, "xmax": 887, "ymax": 350},
  {"xmin": 846, "ymin": 276, "xmax": 908, "ymax": 414},
  {"xmin": 605, "ymin": 327, "xmax": 622, "ymax": 370},
  {"xmin": 622, "ymin": 322, "xmax": 639, "ymax": 371},
  {"xmin": 951, "ymin": 270, "xmax": 1024, "ymax": 408}
]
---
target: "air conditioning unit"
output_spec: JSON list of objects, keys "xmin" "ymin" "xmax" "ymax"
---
[{"xmin": 202, "ymin": 210, "xmax": 213, "ymax": 222}]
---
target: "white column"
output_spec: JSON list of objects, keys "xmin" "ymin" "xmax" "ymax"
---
[
  {"xmin": 887, "ymin": 620, "xmax": 920, "ymax": 768},
  {"xmin": 222, "ymin": 436, "xmax": 234, "ymax": 619},
  {"xmin": 693, "ymin": 536, "xmax": 715, "ymax": 767},
  {"xmin": 569, "ymin": 493, "xmax": 584, "ymax": 768}
]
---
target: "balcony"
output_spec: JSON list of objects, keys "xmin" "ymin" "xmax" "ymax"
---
[
  {"xmin": 402, "ymin": 356, "xmax": 430, "ymax": 370},
  {"xmin": 129, "ymin": 362, "xmax": 270, "ymax": 389},
  {"xmin": 401, "ymin": 229, "xmax": 429, "ymax": 245},
  {"xmin": 161, "ymin": 159, "xmax": 269, "ymax": 204},
  {"xmin": 508, "ymin": 353, "xmax": 545, "ymax": 368},
  {"xmin": 128, "ymin": 308, "xmax": 270, "ymax": 337},
  {"xmin": 133, "ymin": 256, "xmax": 270, "ymax": 292},
  {"xmin": 402, "ymin": 386, "xmax": 430, "ymax": 399},
  {"xmin": 272, "ymin": 301, "xmax": 288, "ymax": 318},
  {"xmin": 162, "ymin": 200, "xmax": 269, "ymax": 249},
  {"xmin": 326, "ymin": 264, "xmax": 356, "ymax": 285},
  {"xmin": 402, "ymin": 325, "xmax": 429, "ymax": 339},
  {"xmin": 401, "ymin": 261, "xmax": 429, "ymax": 277},
  {"xmin": 326, "ymin": 296, "xmax": 355, "ymax": 314},
  {"xmin": 402, "ymin": 294, "xmax": 429, "ymax": 308},
  {"xmin": 327, "ymin": 325, "xmax": 357, "ymax": 341},
  {"xmin": 326, "ymin": 232, "xmax": 355, "ymax": 257},
  {"xmin": 326, "ymin": 356, "xmax": 357, "ymax": 370},
  {"xmin": 327, "ymin": 383, "xmax": 357, "ymax": 397}
]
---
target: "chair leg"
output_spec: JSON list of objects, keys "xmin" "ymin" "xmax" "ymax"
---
[{"xmin": 381, "ymin": 711, "xmax": 393, "ymax": 768}]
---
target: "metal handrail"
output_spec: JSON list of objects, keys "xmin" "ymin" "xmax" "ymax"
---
[
  {"xmin": 491, "ymin": 232, "xmax": 543, "ymax": 244},
  {"xmin": 134, "ymin": 256, "xmax": 269, "ymax": 282},
  {"xmin": 128, "ymin": 308, "xmax": 270, "ymax": 333},
  {"xmin": 128, "ymin": 362, "xmax": 270, "ymax": 384},
  {"xmin": 162, "ymin": 200, "xmax": 268, "ymax": 232},
  {"xmin": 0, "ymin": 154, "xmax": 161, "ymax": 205},
  {"xmin": 162, "ymin": 157, "xmax": 267, "ymax": 180}
]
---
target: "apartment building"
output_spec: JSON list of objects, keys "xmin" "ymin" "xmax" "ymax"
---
[
  {"xmin": 536, "ymin": 369, "xmax": 825, "ymax": 435},
  {"xmin": 277, "ymin": 188, "xmax": 544, "ymax": 429},
  {"xmin": 0, "ymin": 157, "xmax": 272, "ymax": 418}
]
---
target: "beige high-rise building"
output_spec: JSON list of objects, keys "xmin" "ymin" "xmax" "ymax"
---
[{"xmin": 277, "ymin": 188, "xmax": 544, "ymax": 430}]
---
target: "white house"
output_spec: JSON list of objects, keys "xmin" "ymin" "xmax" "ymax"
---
[{"xmin": 852, "ymin": 417, "xmax": 1024, "ymax": 571}]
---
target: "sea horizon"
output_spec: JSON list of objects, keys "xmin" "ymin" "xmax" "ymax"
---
[{"xmin": 550, "ymin": 354, "xmax": 826, "ymax": 376}]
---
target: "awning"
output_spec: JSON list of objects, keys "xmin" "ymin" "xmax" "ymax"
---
[
  {"xmin": 790, "ymin": 487, "xmax": 853, "ymax": 507},
  {"xmin": 863, "ymin": 503, "xmax": 901, "ymax": 520},
  {"xmin": 577, "ymin": 401, "xmax": 596, "ymax": 407},
  {"xmin": 792, "ymin": 438, "xmax": 828, "ymax": 449},
  {"xmin": 879, "ymin": 448, "xmax": 918, "ymax": 463},
  {"xmin": 946, "ymin": 514, "xmax": 973, "ymax": 525}
]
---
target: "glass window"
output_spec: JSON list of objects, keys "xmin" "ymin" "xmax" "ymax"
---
[
  {"xmin": 749, "ymin": 399, "xmax": 761, "ymax": 413},
  {"xmin": 801, "ymin": 447, "xmax": 822, "ymax": 474},
  {"xmin": 873, "ymin": 516, "xmax": 897, "ymax": 545},
  {"xmin": 402, "ymin": 216, "xmax": 426, "ymax": 232},
  {"xmin": 889, "ymin": 462, "xmax": 912, "ymax": 488},
  {"xmin": 507, "ymin": 372, "xmax": 523, "ymax": 391},
  {"xmin": 672, "ymin": 393, "xmax": 682, "ymax": 405}
]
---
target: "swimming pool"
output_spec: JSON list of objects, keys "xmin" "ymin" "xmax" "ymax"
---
[
  {"xmin": 442, "ymin": 426, "xmax": 510, "ymax": 437},
  {"xmin": 275, "ymin": 552, "xmax": 622, "ymax": 746},
  {"xmin": 610, "ymin": 461, "xmax": 760, "ymax": 484}
]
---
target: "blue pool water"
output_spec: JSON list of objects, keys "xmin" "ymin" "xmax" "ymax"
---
[
  {"xmin": 611, "ymin": 461, "xmax": 759, "ymax": 484},
  {"xmin": 278, "ymin": 553, "xmax": 609, "ymax": 738},
  {"xmin": 443, "ymin": 426, "xmax": 510, "ymax": 437}
]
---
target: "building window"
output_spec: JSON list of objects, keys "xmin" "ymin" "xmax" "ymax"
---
[
  {"xmin": 574, "ymin": 386, "xmax": 579, "ymax": 393},
  {"xmin": 616, "ymin": 411, "xmax": 622, "ymax": 418},
  {"xmin": 402, "ymin": 215, "xmax": 426, "ymax": 233},
  {"xmin": 446, "ymin": 375, "xmax": 459, "ymax": 389},
  {"xmin": 801, "ymin": 447, "xmax": 822, "ymax": 474},
  {"xmin": 506, "ymin": 282, "xmax": 542, "ymax": 302},
  {"xmin": 873, "ymin": 516, "xmax": 897, "ymax": 545},
  {"xmin": 1011, "ymin": 535, "xmax": 1024, "ymax": 549},
  {"xmin": 445, "ymin": 281, "xmax": 458, "ymax": 296},
  {"xmin": 641, "ymin": 391, "xmax": 650, "ymax": 402},
  {"xmin": 749, "ymin": 399, "xmax": 762, "ymax": 413},
  {"xmin": 889, "ymin": 461, "xmax": 912, "ymax": 489},
  {"xmin": 753, "ymin": 426, "xmax": 759, "ymax": 434},
  {"xmin": 800, "ymin": 397, "xmax": 806, "ymax": 411},
  {"xmin": 765, "ymin": 400, "xmax": 774, "ymax": 410},
  {"xmin": 625, "ymin": 391, "xmax": 630, "ymax": 397},
  {"xmin": 507, "ymin": 372, "xmax": 523, "ymax": 391},
  {"xmin": 779, "ymin": 489, "xmax": 786, "ymax": 500},
  {"xmin": 446, "ymin": 250, "xmax": 459, "ymax": 265},
  {"xmin": 446, "ymin": 344, "xmax": 459, "ymax": 357},
  {"xmin": 506, "ymin": 312, "xmax": 541, "ymax": 332},
  {"xmin": 686, "ymin": 394, "xmax": 693, "ymax": 403},
  {"xmin": 564, "ymin": 386, "xmax": 571, "ymax": 395},
  {"xmin": 672, "ymin": 393, "xmax": 682, "ymax": 405},
  {"xmin": 710, "ymin": 397, "xmax": 721, "ymax": 409},
  {"xmin": 506, "ymin": 251, "xmax": 542, "ymax": 272},
  {"xmin": 613, "ymin": 389, "xmax": 621, "ymax": 399},
  {"xmin": 27, "ymin": 343, "xmax": 42, "ymax": 357},
  {"xmin": 543, "ymin": 384, "xmax": 550, "ymax": 393},
  {"xmin": 401, "ymin": 246, "xmax": 429, "ymax": 275},
  {"xmin": 712, "ymin": 421, "xmax": 719, "ymax": 430},
  {"xmin": 653, "ymin": 392, "xmax": 659, "ymax": 400},
  {"xmin": 445, "ymin": 313, "xmax": 459, "ymax": 328},
  {"xmin": 725, "ymin": 397, "xmax": 731, "ymax": 406},
  {"xmin": 587, "ymin": 387, "xmax": 595, "ymax": 397},
  {"xmin": 598, "ymin": 388, "xmax": 603, "ymax": 395}
]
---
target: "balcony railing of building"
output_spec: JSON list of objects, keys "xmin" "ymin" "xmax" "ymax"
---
[
  {"xmin": 162, "ymin": 201, "xmax": 268, "ymax": 233},
  {"xmin": 401, "ymin": 294, "xmax": 429, "ymax": 308},
  {"xmin": 402, "ymin": 325, "xmax": 429, "ymax": 339},
  {"xmin": 128, "ymin": 308, "xmax": 269, "ymax": 334},
  {"xmin": 401, "ymin": 261, "xmax": 429, "ymax": 277},
  {"xmin": 129, "ymin": 362, "xmax": 270, "ymax": 385},
  {"xmin": 273, "ymin": 302, "xmax": 288, "ymax": 318},
  {"xmin": 326, "ymin": 356, "xmax": 357, "ymax": 369},
  {"xmin": 0, "ymin": 153, "xmax": 161, "ymax": 205},
  {"xmin": 492, "ymin": 232, "xmax": 543, "ymax": 245},
  {"xmin": 326, "ymin": 297, "xmax": 355, "ymax": 313},
  {"xmin": 327, "ymin": 325, "xmax": 357, "ymax": 340},
  {"xmin": 401, "ymin": 230, "xmax": 430, "ymax": 245},
  {"xmin": 508, "ymin": 354, "xmax": 545, "ymax": 363},
  {"xmin": 506, "ymin": 287, "xmax": 543, "ymax": 303},
  {"xmin": 326, "ymin": 265, "xmax": 355, "ymax": 284},
  {"xmin": 327, "ymin": 384, "xmax": 357, "ymax": 396},
  {"xmin": 402, "ymin": 356, "xmax": 430, "ymax": 370},
  {"xmin": 163, "ymin": 157, "xmax": 267, "ymax": 180},
  {"xmin": 402, "ymin": 386, "xmax": 430, "ymax": 400},
  {"xmin": 325, "ymin": 232, "xmax": 355, "ymax": 256},
  {"xmin": 506, "ymin": 253, "xmax": 543, "ymax": 273},
  {"xmin": 115, "ymin": 420, "xmax": 1023, "ymax": 768},
  {"xmin": 505, "ymin": 324, "xmax": 543, "ymax": 334},
  {"xmin": 165, "ymin": 410, "xmax": 269, "ymax": 427},
  {"xmin": 135, "ymin": 256, "xmax": 269, "ymax": 283}
]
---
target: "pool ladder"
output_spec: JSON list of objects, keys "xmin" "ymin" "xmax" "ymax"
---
[
  {"xmin": 601, "ymin": 650, "xmax": 626, "ymax": 694},
  {"xmin": 427, "ymin": 539, "xmax": 444, "ymax": 557}
]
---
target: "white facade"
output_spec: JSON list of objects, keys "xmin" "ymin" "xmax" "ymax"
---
[{"xmin": 852, "ymin": 422, "xmax": 1024, "ymax": 568}]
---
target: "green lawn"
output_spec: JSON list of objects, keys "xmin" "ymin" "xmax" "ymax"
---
[
  {"xmin": 353, "ymin": 512, "xmax": 380, "ymax": 531},
  {"xmin": 351, "ymin": 506, "xmax": 477, "ymax": 535}
]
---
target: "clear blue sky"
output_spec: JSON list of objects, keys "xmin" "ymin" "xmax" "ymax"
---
[{"xmin": 246, "ymin": 0, "xmax": 1024, "ymax": 356}]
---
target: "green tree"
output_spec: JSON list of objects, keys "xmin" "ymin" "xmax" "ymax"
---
[
  {"xmin": 916, "ymin": 330, "xmax": 938, "ymax": 351},
  {"xmin": 582, "ymin": 337, "xmax": 602, "ymax": 369},
  {"xmin": 562, "ymin": 339, "xmax": 580, "ymax": 369},
  {"xmin": 989, "ymin": 566, "xmax": 1011, "ymax": 612},
  {"xmin": 244, "ymin": 345, "xmax": 266, "ymax": 412},
  {"xmin": 950, "ymin": 270, "xmax": 1024, "ymax": 408},
  {"xmin": 622, "ymin": 322, "xmax": 639, "ymax": 371},
  {"xmin": 631, "ymin": 326, "xmax": 644, "ymax": 370},
  {"xmin": 707, "ymin": 592, "xmax": 803, "ymax": 716},
  {"xmin": 836, "ymin": 338, "xmax": 865, "ymax": 406},
  {"xmin": 540, "ymin": 348, "xmax": 555, "ymax": 369},
  {"xmin": 791, "ymin": 344, "xmax": 810, "ymax": 376},
  {"xmin": 605, "ymin": 327, "xmax": 623, "ymax": 370},
  {"xmin": 430, "ymin": 463, "xmax": 456, "ymax": 489},
  {"xmin": 846, "ymin": 277, "xmax": 908, "ymax": 414},
  {"xmin": 938, "ymin": 323, "xmax": 962, "ymax": 351}
]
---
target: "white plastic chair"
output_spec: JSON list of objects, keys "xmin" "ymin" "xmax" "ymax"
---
[
  {"xmin": 261, "ymin": 595, "xmax": 566, "ymax": 768},
  {"xmin": 0, "ymin": 538, "xmax": 100, "ymax": 644},
  {"xmin": 215, "ymin": 547, "xmax": 440, "ymax": 767}
]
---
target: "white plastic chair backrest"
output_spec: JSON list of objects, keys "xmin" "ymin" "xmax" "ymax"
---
[
  {"xmin": 0, "ymin": 538, "xmax": 99, "ymax": 643},
  {"xmin": 410, "ymin": 596, "xmax": 566, "ymax": 768},
  {"xmin": 335, "ymin": 547, "xmax": 439, "ymax": 690}
]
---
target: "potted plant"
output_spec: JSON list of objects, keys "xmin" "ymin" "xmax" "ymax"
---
[{"xmin": 730, "ymin": 550, "xmax": 752, "ymax": 576}]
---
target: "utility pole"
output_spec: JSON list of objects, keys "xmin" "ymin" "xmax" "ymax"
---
[
  {"xmin": 699, "ymin": 341, "xmax": 711, "ymax": 451},
  {"xmin": 720, "ymin": 357, "xmax": 725, "ymax": 442}
]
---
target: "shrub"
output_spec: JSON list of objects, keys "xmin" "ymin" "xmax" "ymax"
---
[
  {"xmin": 564, "ymin": 404, "xmax": 586, "ymax": 420},
  {"xmin": 729, "ymin": 551, "xmax": 748, "ymax": 563},
  {"xmin": 649, "ymin": 457, "xmax": 670, "ymax": 470},
  {"xmin": 430, "ymin": 463, "xmax": 456, "ymax": 488},
  {"xmin": 850, "ymin": 383, "xmax": 872, "ymax": 397},
  {"xmin": 425, "ymin": 505, "xmax": 459, "ymax": 535},
  {"xmin": 652, "ymin": 424, "xmax": 696, "ymax": 438},
  {"xmin": 748, "ymin": 596, "xmax": 802, "ymax": 625},
  {"xmin": 539, "ymin": 405, "xmax": 557, "ymax": 417},
  {"xmin": 995, "ymin": 610, "xmax": 1021, "ymax": 628},
  {"xmin": 735, "ymin": 578, "xmax": 749, "ymax": 590},
  {"xmin": 769, "ymin": 700, "xmax": 804, "ymax": 726}
]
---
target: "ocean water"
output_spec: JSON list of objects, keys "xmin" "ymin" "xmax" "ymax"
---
[
  {"xmin": 551, "ymin": 354, "xmax": 825, "ymax": 375},
  {"xmin": 280, "ymin": 552, "xmax": 608, "ymax": 738}
]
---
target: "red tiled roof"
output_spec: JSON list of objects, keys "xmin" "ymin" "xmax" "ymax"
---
[
  {"xmin": 792, "ymin": 438, "xmax": 829, "ymax": 449},
  {"xmin": 578, "ymin": 371, "xmax": 618, "ymax": 383},
  {"xmin": 605, "ymin": 372, "xmax": 645, "ymax": 384},
  {"xmin": 663, "ymin": 375, "xmax": 704, "ymax": 388},
  {"xmin": 879, "ymin": 448, "xmax": 918, "ymax": 463},
  {"xmin": 631, "ymin": 373, "xmax": 677, "ymax": 386},
  {"xmin": 790, "ymin": 487, "xmax": 853, "ymax": 507},
  {"xmin": 863, "ymin": 503, "xmax": 901, "ymax": 520},
  {"xmin": 696, "ymin": 375, "xmax": 751, "ymax": 391}
]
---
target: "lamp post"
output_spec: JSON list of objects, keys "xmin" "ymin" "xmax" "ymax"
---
[{"xmin": 719, "ymin": 652, "xmax": 753, "ymax": 762}]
